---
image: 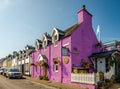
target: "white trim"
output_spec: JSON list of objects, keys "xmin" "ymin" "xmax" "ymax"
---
[
  {"xmin": 63, "ymin": 43, "xmax": 69, "ymax": 47},
  {"xmin": 25, "ymin": 58, "xmax": 29, "ymax": 63},
  {"xmin": 54, "ymin": 63, "xmax": 59, "ymax": 72},
  {"xmin": 41, "ymin": 34, "xmax": 48, "ymax": 49},
  {"xmin": 37, "ymin": 54, "xmax": 43, "ymax": 62}
]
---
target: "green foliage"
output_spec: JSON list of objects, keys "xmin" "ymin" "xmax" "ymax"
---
[
  {"xmin": 105, "ymin": 79, "xmax": 110, "ymax": 83},
  {"xmin": 39, "ymin": 76, "xmax": 43, "ymax": 80},
  {"xmin": 97, "ymin": 81, "xmax": 105, "ymax": 87},
  {"xmin": 39, "ymin": 75, "xmax": 49, "ymax": 81},
  {"xmin": 110, "ymin": 59, "xmax": 115, "ymax": 66},
  {"xmin": 43, "ymin": 76, "xmax": 49, "ymax": 80}
]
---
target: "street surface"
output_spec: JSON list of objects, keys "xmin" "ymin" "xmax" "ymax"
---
[{"xmin": 0, "ymin": 75, "xmax": 56, "ymax": 89}]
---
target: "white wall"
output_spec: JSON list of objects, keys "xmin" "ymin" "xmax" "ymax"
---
[
  {"xmin": 97, "ymin": 58, "xmax": 106, "ymax": 72},
  {"xmin": 12, "ymin": 57, "xmax": 17, "ymax": 67},
  {"xmin": 3, "ymin": 60, "xmax": 7, "ymax": 67}
]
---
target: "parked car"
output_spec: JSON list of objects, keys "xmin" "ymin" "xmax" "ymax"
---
[
  {"xmin": 3, "ymin": 68, "xmax": 8, "ymax": 76},
  {"xmin": 0, "ymin": 68, "xmax": 4, "ymax": 75},
  {"xmin": 6, "ymin": 68, "xmax": 22, "ymax": 79}
]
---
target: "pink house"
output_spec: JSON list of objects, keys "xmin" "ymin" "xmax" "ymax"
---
[{"xmin": 32, "ymin": 5, "xmax": 101, "ymax": 89}]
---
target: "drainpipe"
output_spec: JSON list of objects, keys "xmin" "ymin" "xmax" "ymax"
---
[
  {"xmin": 48, "ymin": 45, "xmax": 51, "ymax": 80},
  {"xmin": 61, "ymin": 40, "xmax": 63, "ymax": 83}
]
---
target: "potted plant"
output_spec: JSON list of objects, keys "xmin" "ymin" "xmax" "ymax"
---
[
  {"xmin": 35, "ymin": 61, "xmax": 41, "ymax": 66},
  {"xmin": 110, "ymin": 59, "xmax": 115, "ymax": 67},
  {"xmin": 97, "ymin": 81, "xmax": 105, "ymax": 89},
  {"xmin": 29, "ymin": 63, "xmax": 35, "ymax": 66},
  {"xmin": 105, "ymin": 79, "xmax": 110, "ymax": 87},
  {"xmin": 54, "ymin": 60, "xmax": 60, "ymax": 64},
  {"xmin": 81, "ymin": 61, "xmax": 90, "ymax": 68}
]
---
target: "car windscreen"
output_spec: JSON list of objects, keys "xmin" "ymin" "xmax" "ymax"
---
[{"xmin": 9, "ymin": 69, "xmax": 19, "ymax": 72}]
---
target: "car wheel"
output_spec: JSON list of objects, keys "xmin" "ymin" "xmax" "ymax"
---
[
  {"xmin": 20, "ymin": 76, "xmax": 23, "ymax": 79},
  {"xmin": 8, "ymin": 76, "xmax": 11, "ymax": 79}
]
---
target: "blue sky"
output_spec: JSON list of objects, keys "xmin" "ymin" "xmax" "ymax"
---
[{"xmin": 0, "ymin": 0, "xmax": 120, "ymax": 58}]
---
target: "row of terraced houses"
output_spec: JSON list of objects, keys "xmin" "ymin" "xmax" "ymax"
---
[{"xmin": 0, "ymin": 6, "xmax": 120, "ymax": 89}]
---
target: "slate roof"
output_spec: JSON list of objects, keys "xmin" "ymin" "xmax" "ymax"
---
[
  {"xmin": 64, "ymin": 24, "xmax": 79, "ymax": 37},
  {"xmin": 72, "ymin": 66, "xmax": 89, "ymax": 70},
  {"xmin": 44, "ymin": 32, "xmax": 52, "ymax": 41},
  {"xmin": 54, "ymin": 27, "xmax": 65, "ymax": 35},
  {"xmin": 90, "ymin": 50, "xmax": 117, "ymax": 58},
  {"xmin": 36, "ymin": 39, "xmax": 42, "ymax": 44}
]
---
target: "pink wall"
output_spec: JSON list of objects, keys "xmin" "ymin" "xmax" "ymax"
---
[
  {"xmin": 61, "ymin": 37, "xmax": 72, "ymax": 83},
  {"xmin": 32, "ymin": 36, "xmax": 71, "ymax": 83},
  {"xmin": 71, "ymin": 8, "xmax": 101, "ymax": 72},
  {"xmin": 32, "ymin": 46, "xmax": 50, "ymax": 78},
  {"xmin": 50, "ymin": 41, "xmax": 62, "ymax": 82},
  {"xmin": 31, "ymin": 6, "xmax": 101, "ymax": 89},
  {"xmin": 50, "ymin": 36, "xmax": 71, "ymax": 83}
]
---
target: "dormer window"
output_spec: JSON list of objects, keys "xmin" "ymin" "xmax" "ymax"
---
[
  {"xmin": 43, "ymin": 40, "xmax": 47, "ymax": 49},
  {"xmin": 52, "ymin": 28, "xmax": 59, "ymax": 46},
  {"xmin": 41, "ymin": 35, "xmax": 48, "ymax": 49},
  {"xmin": 35, "ymin": 39, "xmax": 42, "ymax": 51},
  {"xmin": 53, "ymin": 34, "xmax": 58, "ymax": 46},
  {"xmin": 52, "ymin": 28, "xmax": 65, "ymax": 47}
]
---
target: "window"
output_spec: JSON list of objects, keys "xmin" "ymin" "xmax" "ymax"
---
[
  {"xmin": 54, "ymin": 35, "xmax": 58, "ymax": 41},
  {"xmin": 42, "ymin": 35, "xmax": 48, "ymax": 49},
  {"xmin": 43, "ymin": 40, "xmax": 47, "ymax": 49},
  {"xmin": 52, "ymin": 29, "xmax": 59, "ymax": 47},
  {"xmin": 61, "ymin": 47, "xmax": 69, "ymax": 56},
  {"xmin": 54, "ymin": 63, "xmax": 59, "ymax": 72},
  {"xmin": 52, "ymin": 34, "xmax": 58, "ymax": 46}
]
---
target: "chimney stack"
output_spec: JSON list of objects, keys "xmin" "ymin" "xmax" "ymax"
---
[{"xmin": 77, "ymin": 5, "xmax": 92, "ymax": 25}]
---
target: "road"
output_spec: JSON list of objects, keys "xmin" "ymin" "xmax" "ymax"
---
[{"xmin": 0, "ymin": 75, "xmax": 57, "ymax": 89}]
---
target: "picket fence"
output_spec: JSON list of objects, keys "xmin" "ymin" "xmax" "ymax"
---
[
  {"xmin": 71, "ymin": 68, "xmax": 115, "ymax": 85},
  {"xmin": 71, "ymin": 73, "xmax": 99, "ymax": 84}
]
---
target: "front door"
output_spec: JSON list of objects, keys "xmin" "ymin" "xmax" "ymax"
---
[
  {"xmin": 22, "ymin": 64, "xmax": 24, "ymax": 74},
  {"xmin": 97, "ymin": 58, "xmax": 106, "ymax": 72}
]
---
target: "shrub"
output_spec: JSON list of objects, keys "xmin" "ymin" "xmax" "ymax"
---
[
  {"xmin": 97, "ymin": 81, "xmax": 105, "ymax": 87},
  {"xmin": 39, "ymin": 75, "xmax": 49, "ymax": 81},
  {"xmin": 110, "ymin": 59, "xmax": 115, "ymax": 66},
  {"xmin": 39, "ymin": 76, "xmax": 43, "ymax": 80},
  {"xmin": 43, "ymin": 76, "xmax": 49, "ymax": 81},
  {"xmin": 105, "ymin": 79, "xmax": 110, "ymax": 83}
]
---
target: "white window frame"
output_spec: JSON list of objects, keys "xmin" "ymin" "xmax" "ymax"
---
[
  {"xmin": 42, "ymin": 36, "xmax": 47, "ymax": 50},
  {"xmin": 52, "ymin": 28, "xmax": 59, "ymax": 47},
  {"xmin": 54, "ymin": 63, "xmax": 59, "ymax": 72}
]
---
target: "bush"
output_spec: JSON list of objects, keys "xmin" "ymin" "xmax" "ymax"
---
[
  {"xmin": 105, "ymin": 79, "xmax": 110, "ymax": 83},
  {"xmin": 97, "ymin": 81, "xmax": 105, "ymax": 87},
  {"xmin": 39, "ymin": 75, "xmax": 49, "ymax": 81},
  {"xmin": 39, "ymin": 76, "xmax": 43, "ymax": 80},
  {"xmin": 43, "ymin": 76, "xmax": 49, "ymax": 81}
]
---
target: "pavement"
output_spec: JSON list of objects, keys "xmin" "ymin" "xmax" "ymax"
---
[
  {"xmin": 109, "ymin": 83, "xmax": 120, "ymax": 89},
  {"xmin": 0, "ymin": 75, "xmax": 56, "ymax": 89},
  {"xmin": 23, "ymin": 76, "xmax": 87, "ymax": 89}
]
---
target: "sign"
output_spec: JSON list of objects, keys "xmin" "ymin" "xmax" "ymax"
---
[
  {"xmin": 64, "ymin": 57, "xmax": 69, "ymax": 64},
  {"xmin": 61, "ymin": 47, "xmax": 69, "ymax": 56}
]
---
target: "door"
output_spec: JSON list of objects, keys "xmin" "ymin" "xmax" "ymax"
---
[
  {"xmin": 22, "ymin": 64, "xmax": 24, "ymax": 74},
  {"xmin": 97, "ymin": 58, "xmax": 106, "ymax": 72}
]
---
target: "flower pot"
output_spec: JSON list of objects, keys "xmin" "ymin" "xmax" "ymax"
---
[
  {"xmin": 106, "ymin": 82, "xmax": 110, "ymax": 87},
  {"xmin": 99, "ymin": 87, "xmax": 105, "ymax": 89}
]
